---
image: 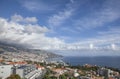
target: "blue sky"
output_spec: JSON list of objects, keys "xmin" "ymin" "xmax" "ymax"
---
[{"xmin": 0, "ymin": 0, "xmax": 120, "ymax": 55}]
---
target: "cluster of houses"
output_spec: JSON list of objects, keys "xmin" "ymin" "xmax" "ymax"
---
[{"xmin": 45, "ymin": 64, "xmax": 120, "ymax": 79}]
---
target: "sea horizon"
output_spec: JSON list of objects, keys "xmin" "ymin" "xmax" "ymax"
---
[{"xmin": 62, "ymin": 56, "xmax": 120, "ymax": 70}]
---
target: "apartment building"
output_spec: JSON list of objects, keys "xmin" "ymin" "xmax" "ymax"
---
[{"xmin": 0, "ymin": 65, "xmax": 14, "ymax": 79}]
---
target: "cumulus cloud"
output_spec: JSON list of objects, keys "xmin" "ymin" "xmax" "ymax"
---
[
  {"xmin": 0, "ymin": 14, "xmax": 120, "ymax": 50},
  {"xmin": 0, "ymin": 14, "xmax": 64, "ymax": 49},
  {"xmin": 54, "ymin": 26, "xmax": 120, "ymax": 50},
  {"xmin": 74, "ymin": 29, "xmax": 120, "ymax": 50}
]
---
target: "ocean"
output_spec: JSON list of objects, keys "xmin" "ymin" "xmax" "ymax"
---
[
  {"xmin": 63, "ymin": 56, "xmax": 120, "ymax": 69},
  {"xmin": 50, "ymin": 50, "xmax": 120, "ymax": 69}
]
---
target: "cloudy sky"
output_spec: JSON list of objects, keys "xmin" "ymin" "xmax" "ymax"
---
[{"xmin": 0, "ymin": 0, "xmax": 120, "ymax": 55}]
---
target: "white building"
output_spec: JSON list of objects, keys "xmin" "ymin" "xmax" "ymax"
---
[
  {"xmin": 0, "ymin": 64, "xmax": 42, "ymax": 79},
  {"xmin": 16, "ymin": 64, "xmax": 41, "ymax": 79},
  {"xmin": 74, "ymin": 72, "xmax": 80, "ymax": 77},
  {"xmin": 0, "ymin": 65, "xmax": 13, "ymax": 79},
  {"xmin": 16, "ymin": 65, "xmax": 36, "ymax": 78}
]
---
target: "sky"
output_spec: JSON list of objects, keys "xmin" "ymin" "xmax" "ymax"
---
[{"xmin": 0, "ymin": 0, "xmax": 120, "ymax": 56}]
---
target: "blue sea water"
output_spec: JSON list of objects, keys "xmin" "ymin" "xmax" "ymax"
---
[
  {"xmin": 63, "ymin": 56, "xmax": 120, "ymax": 69},
  {"xmin": 50, "ymin": 50, "xmax": 120, "ymax": 69}
]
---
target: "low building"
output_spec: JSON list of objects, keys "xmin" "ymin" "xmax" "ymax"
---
[
  {"xmin": 36, "ymin": 65, "xmax": 45, "ymax": 71},
  {"xmin": 74, "ymin": 72, "xmax": 80, "ymax": 77},
  {"xmin": 52, "ymin": 68, "xmax": 67, "ymax": 75},
  {"xmin": 80, "ymin": 76, "xmax": 91, "ymax": 79}
]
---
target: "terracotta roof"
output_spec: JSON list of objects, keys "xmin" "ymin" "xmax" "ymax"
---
[
  {"xmin": 36, "ymin": 65, "xmax": 44, "ymax": 69},
  {"xmin": 8, "ymin": 61, "xmax": 27, "ymax": 65}
]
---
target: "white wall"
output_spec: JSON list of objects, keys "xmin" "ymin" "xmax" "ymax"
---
[
  {"xmin": 0, "ymin": 65, "xmax": 13, "ymax": 79},
  {"xmin": 16, "ymin": 69, "xmax": 24, "ymax": 78}
]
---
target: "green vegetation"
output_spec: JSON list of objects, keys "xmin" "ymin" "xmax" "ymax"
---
[
  {"xmin": 6, "ymin": 74, "xmax": 21, "ymax": 79},
  {"xmin": 43, "ymin": 68, "xmax": 55, "ymax": 79},
  {"xmin": 59, "ymin": 74, "xmax": 77, "ymax": 79},
  {"xmin": 41, "ymin": 62, "xmax": 120, "ymax": 79},
  {"xmin": 26, "ymin": 60, "xmax": 46, "ymax": 66},
  {"xmin": 43, "ymin": 75, "xmax": 57, "ymax": 79},
  {"xmin": 56, "ymin": 64, "xmax": 63, "ymax": 68},
  {"xmin": 105, "ymin": 66, "xmax": 120, "ymax": 73},
  {"xmin": 59, "ymin": 74, "xmax": 67, "ymax": 79},
  {"xmin": 69, "ymin": 65, "xmax": 99, "ymax": 71}
]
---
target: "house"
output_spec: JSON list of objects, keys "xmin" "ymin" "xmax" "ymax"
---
[{"xmin": 52, "ymin": 68, "xmax": 67, "ymax": 75}]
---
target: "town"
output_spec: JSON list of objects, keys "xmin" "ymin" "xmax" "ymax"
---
[
  {"xmin": 0, "ymin": 43, "xmax": 120, "ymax": 79},
  {"xmin": 0, "ymin": 53, "xmax": 120, "ymax": 79}
]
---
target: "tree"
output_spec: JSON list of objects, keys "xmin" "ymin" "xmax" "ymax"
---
[
  {"xmin": 59, "ymin": 75, "xmax": 67, "ymax": 79},
  {"xmin": 6, "ymin": 74, "xmax": 21, "ymax": 79},
  {"xmin": 50, "ymin": 76, "xmax": 57, "ymax": 79}
]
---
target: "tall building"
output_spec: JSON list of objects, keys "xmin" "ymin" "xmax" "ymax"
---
[
  {"xmin": 0, "ymin": 64, "xmax": 42, "ymax": 79},
  {"xmin": 16, "ymin": 65, "xmax": 36, "ymax": 78}
]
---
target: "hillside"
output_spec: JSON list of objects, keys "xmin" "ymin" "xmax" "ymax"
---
[{"xmin": 0, "ymin": 42, "xmax": 62, "ymax": 61}]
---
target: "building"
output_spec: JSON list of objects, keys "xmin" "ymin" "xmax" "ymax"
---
[
  {"xmin": 16, "ymin": 64, "xmax": 42, "ymax": 79},
  {"xmin": 16, "ymin": 64, "xmax": 36, "ymax": 78},
  {"xmin": 79, "ymin": 76, "xmax": 91, "ymax": 79},
  {"xmin": 0, "ymin": 65, "xmax": 14, "ymax": 79},
  {"xmin": 52, "ymin": 68, "xmax": 67, "ymax": 75},
  {"xmin": 74, "ymin": 72, "xmax": 79, "ymax": 77},
  {"xmin": 0, "ymin": 57, "xmax": 3, "ymax": 63},
  {"xmin": 0, "ymin": 64, "xmax": 42, "ymax": 79},
  {"xmin": 36, "ymin": 65, "xmax": 45, "ymax": 71},
  {"xmin": 98, "ymin": 68, "xmax": 114, "ymax": 78}
]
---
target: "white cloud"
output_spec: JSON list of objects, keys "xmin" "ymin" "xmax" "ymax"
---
[
  {"xmin": 23, "ymin": 1, "xmax": 40, "ymax": 11},
  {"xmin": 11, "ymin": 14, "xmax": 38, "ymax": 23},
  {"xmin": 70, "ymin": 0, "xmax": 74, "ymax": 3},
  {"xmin": 75, "ymin": 31, "xmax": 120, "ymax": 50},
  {"xmin": 90, "ymin": 43, "xmax": 94, "ymax": 49},
  {"xmin": 48, "ymin": 0, "xmax": 75, "ymax": 28},
  {"xmin": 75, "ymin": 10, "xmax": 119, "ymax": 30},
  {"xmin": 21, "ymin": 0, "xmax": 55, "ymax": 12},
  {"xmin": 0, "ymin": 15, "xmax": 120, "ymax": 50},
  {"xmin": 24, "ymin": 24, "xmax": 49, "ymax": 34},
  {"xmin": 111, "ymin": 44, "xmax": 116, "ymax": 50},
  {"xmin": 0, "ymin": 14, "xmax": 64, "ymax": 49},
  {"xmin": 74, "ymin": 0, "xmax": 120, "ymax": 30},
  {"xmin": 54, "ymin": 26, "xmax": 120, "ymax": 50},
  {"xmin": 48, "ymin": 9, "xmax": 73, "ymax": 27}
]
